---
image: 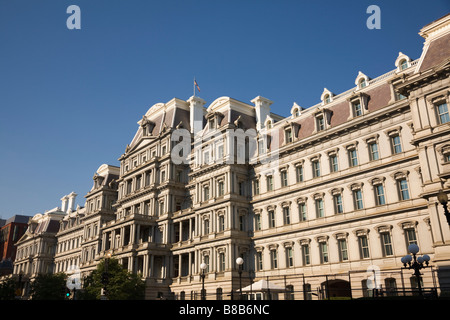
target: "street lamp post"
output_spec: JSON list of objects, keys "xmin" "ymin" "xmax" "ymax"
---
[
  {"xmin": 437, "ymin": 190, "xmax": 450, "ymax": 225},
  {"xmin": 236, "ymin": 257, "xmax": 244, "ymax": 300},
  {"xmin": 200, "ymin": 263, "xmax": 207, "ymax": 300},
  {"xmin": 400, "ymin": 244, "xmax": 430, "ymax": 297}
]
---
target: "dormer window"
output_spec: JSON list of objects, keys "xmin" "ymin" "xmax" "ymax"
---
[
  {"xmin": 291, "ymin": 102, "xmax": 302, "ymax": 118},
  {"xmin": 395, "ymin": 52, "xmax": 411, "ymax": 72},
  {"xmin": 316, "ymin": 114, "xmax": 325, "ymax": 131},
  {"xmin": 400, "ymin": 59, "xmax": 408, "ymax": 70},
  {"xmin": 355, "ymin": 71, "xmax": 370, "ymax": 90},
  {"xmin": 321, "ymin": 88, "xmax": 334, "ymax": 105},
  {"xmin": 359, "ymin": 78, "xmax": 367, "ymax": 88},
  {"xmin": 347, "ymin": 92, "xmax": 369, "ymax": 119},
  {"xmin": 285, "ymin": 127, "xmax": 293, "ymax": 143},
  {"xmin": 352, "ymin": 101, "xmax": 362, "ymax": 117}
]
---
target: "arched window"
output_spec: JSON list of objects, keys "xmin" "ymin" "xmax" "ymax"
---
[
  {"xmin": 359, "ymin": 78, "xmax": 367, "ymax": 88},
  {"xmin": 400, "ymin": 59, "xmax": 408, "ymax": 70}
]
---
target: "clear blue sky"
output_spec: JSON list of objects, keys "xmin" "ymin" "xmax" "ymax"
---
[{"xmin": 0, "ymin": 0, "xmax": 449, "ymax": 218}]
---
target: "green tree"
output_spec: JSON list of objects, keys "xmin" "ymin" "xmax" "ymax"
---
[
  {"xmin": 29, "ymin": 273, "xmax": 68, "ymax": 300},
  {"xmin": 0, "ymin": 278, "xmax": 17, "ymax": 300},
  {"xmin": 80, "ymin": 258, "xmax": 145, "ymax": 300}
]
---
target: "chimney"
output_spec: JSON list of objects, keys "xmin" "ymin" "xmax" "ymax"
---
[
  {"xmin": 67, "ymin": 192, "xmax": 78, "ymax": 213},
  {"xmin": 251, "ymin": 96, "xmax": 273, "ymax": 131},
  {"xmin": 61, "ymin": 195, "xmax": 68, "ymax": 213},
  {"xmin": 187, "ymin": 95, "xmax": 206, "ymax": 135}
]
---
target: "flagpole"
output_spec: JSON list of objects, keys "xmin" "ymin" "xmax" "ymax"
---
[{"xmin": 193, "ymin": 77, "xmax": 196, "ymax": 97}]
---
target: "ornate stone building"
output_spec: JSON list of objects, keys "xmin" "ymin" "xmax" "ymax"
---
[
  {"xmin": 13, "ymin": 207, "xmax": 66, "ymax": 295},
  {"xmin": 11, "ymin": 14, "xmax": 450, "ymax": 300}
]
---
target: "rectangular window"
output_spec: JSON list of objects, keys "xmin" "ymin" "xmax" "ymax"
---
[
  {"xmin": 256, "ymin": 252, "xmax": 263, "ymax": 271},
  {"xmin": 359, "ymin": 236, "xmax": 370, "ymax": 259},
  {"xmin": 281, "ymin": 170, "xmax": 288, "ymax": 187},
  {"xmin": 312, "ymin": 160, "xmax": 321, "ymax": 178},
  {"xmin": 375, "ymin": 185, "xmax": 386, "ymax": 205},
  {"xmin": 253, "ymin": 179, "xmax": 260, "ymax": 195},
  {"xmin": 204, "ymin": 256, "xmax": 210, "ymax": 273},
  {"xmin": 270, "ymin": 250, "xmax": 278, "ymax": 269},
  {"xmin": 353, "ymin": 102, "xmax": 362, "ymax": 117},
  {"xmin": 283, "ymin": 207, "xmax": 290, "ymax": 225},
  {"xmin": 296, "ymin": 165, "xmax": 304, "ymax": 182},
  {"xmin": 238, "ymin": 181, "xmax": 245, "ymax": 196},
  {"xmin": 391, "ymin": 135, "xmax": 402, "ymax": 154},
  {"xmin": 175, "ymin": 170, "xmax": 183, "ymax": 183},
  {"xmin": 353, "ymin": 189, "xmax": 363, "ymax": 210},
  {"xmin": 218, "ymin": 181, "xmax": 224, "ymax": 196},
  {"xmin": 334, "ymin": 194, "xmax": 343, "ymax": 214},
  {"xmin": 204, "ymin": 220, "xmax": 210, "ymax": 235},
  {"xmin": 398, "ymin": 179, "xmax": 410, "ymax": 200},
  {"xmin": 319, "ymin": 242, "xmax": 328, "ymax": 263},
  {"xmin": 445, "ymin": 153, "xmax": 450, "ymax": 163},
  {"xmin": 381, "ymin": 232, "xmax": 393, "ymax": 256},
  {"xmin": 330, "ymin": 155, "xmax": 339, "ymax": 172},
  {"xmin": 126, "ymin": 180, "xmax": 132, "ymax": 194},
  {"xmin": 338, "ymin": 239, "xmax": 348, "ymax": 261},
  {"xmin": 255, "ymin": 214, "xmax": 261, "ymax": 231},
  {"xmin": 317, "ymin": 115, "xmax": 325, "ymax": 131},
  {"xmin": 203, "ymin": 186, "xmax": 210, "ymax": 201},
  {"xmin": 286, "ymin": 247, "xmax": 294, "ymax": 267},
  {"xmin": 218, "ymin": 215, "xmax": 225, "ymax": 232},
  {"xmin": 315, "ymin": 199, "xmax": 324, "ymax": 218},
  {"xmin": 256, "ymin": 251, "xmax": 263, "ymax": 271},
  {"xmin": 267, "ymin": 175, "xmax": 273, "ymax": 191},
  {"xmin": 349, "ymin": 149, "xmax": 358, "ymax": 167},
  {"xmin": 136, "ymin": 175, "xmax": 141, "ymax": 190},
  {"xmin": 239, "ymin": 215, "xmax": 244, "ymax": 231},
  {"xmin": 217, "ymin": 145, "xmax": 224, "ymax": 159},
  {"xmin": 405, "ymin": 228, "xmax": 417, "ymax": 248},
  {"xmin": 204, "ymin": 151, "xmax": 210, "ymax": 164},
  {"xmin": 145, "ymin": 170, "xmax": 151, "ymax": 186},
  {"xmin": 219, "ymin": 252, "xmax": 225, "ymax": 271},
  {"xmin": 369, "ymin": 142, "xmax": 379, "ymax": 161},
  {"xmin": 285, "ymin": 128, "xmax": 293, "ymax": 143},
  {"xmin": 299, "ymin": 203, "xmax": 307, "ymax": 221},
  {"xmin": 268, "ymin": 210, "xmax": 275, "ymax": 228},
  {"xmin": 437, "ymin": 103, "xmax": 450, "ymax": 124},
  {"xmin": 302, "ymin": 244, "xmax": 310, "ymax": 265}
]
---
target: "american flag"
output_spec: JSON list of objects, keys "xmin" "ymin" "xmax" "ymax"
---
[{"xmin": 194, "ymin": 79, "xmax": 201, "ymax": 92}]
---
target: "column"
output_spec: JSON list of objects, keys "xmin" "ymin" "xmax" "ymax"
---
[
  {"xmin": 111, "ymin": 230, "xmax": 116, "ymax": 249},
  {"xmin": 130, "ymin": 224, "xmax": 136, "ymax": 244},
  {"xmin": 189, "ymin": 219, "xmax": 192, "ymax": 240},
  {"xmin": 150, "ymin": 254, "xmax": 154, "ymax": 278}
]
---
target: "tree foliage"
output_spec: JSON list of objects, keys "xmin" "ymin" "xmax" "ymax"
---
[
  {"xmin": 29, "ymin": 273, "xmax": 68, "ymax": 300},
  {"xmin": 0, "ymin": 278, "xmax": 17, "ymax": 300},
  {"xmin": 80, "ymin": 258, "xmax": 145, "ymax": 300}
]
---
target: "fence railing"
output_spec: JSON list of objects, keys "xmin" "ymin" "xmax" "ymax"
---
[{"xmin": 170, "ymin": 267, "xmax": 449, "ymax": 301}]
